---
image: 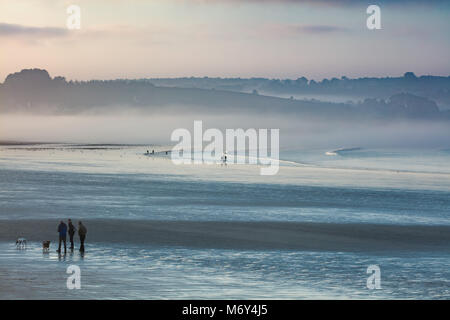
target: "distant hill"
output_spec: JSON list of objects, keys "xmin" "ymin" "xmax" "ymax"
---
[
  {"xmin": 0, "ymin": 69, "xmax": 448, "ymax": 121},
  {"xmin": 146, "ymin": 72, "xmax": 450, "ymax": 109}
]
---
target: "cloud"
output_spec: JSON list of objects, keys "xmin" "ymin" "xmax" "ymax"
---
[
  {"xmin": 0, "ymin": 23, "xmax": 68, "ymax": 38},
  {"xmin": 265, "ymin": 24, "xmax": 348, "ymax": 37},
  {"xmin": 291, "ymin": 25, "xmax": 347, "ymax": 34},
  {"xmin": 0, "ymin": 22, "xmax": 175, "ymax": 48}
]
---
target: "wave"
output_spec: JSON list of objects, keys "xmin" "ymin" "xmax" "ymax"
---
[{"xmin": 325, "ymin": 147, "xmax": 362, "ymax": 156}]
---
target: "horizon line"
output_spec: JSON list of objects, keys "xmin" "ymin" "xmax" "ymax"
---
[{"xmin": 2, "ymin": 68, "xmax": 450, "ymax": 84}]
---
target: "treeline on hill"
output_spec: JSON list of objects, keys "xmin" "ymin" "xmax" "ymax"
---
[
  {"xmin": 146, "ymin": 72, "xmax": 450, "ymax": 106},
  {"xmin": 0, "ymin": 69, "xmax": 448, "ymax": 120}
]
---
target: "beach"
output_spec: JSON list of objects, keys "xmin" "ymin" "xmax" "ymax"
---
[
  {"xmin": 0, "ymin": 144, "xmax": 449, "ymax": 299},
  {"xmin": 1, "ymin": 219, "xmax": 450, "ymax": 252}
]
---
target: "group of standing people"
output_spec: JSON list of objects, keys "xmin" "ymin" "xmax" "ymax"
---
[{"xmin": 57, "ymin": 219, "xmax": 87, "ymax": 253}]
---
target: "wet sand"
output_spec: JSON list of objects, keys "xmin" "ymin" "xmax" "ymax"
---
[{"xmin": 1, "ymin": 219, "xmax": 449, "ymax": 252}]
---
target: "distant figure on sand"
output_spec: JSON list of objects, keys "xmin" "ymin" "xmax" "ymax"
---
[
  {"xmin": 68, "ymin": 219, "xmax": 76, "ymax": 250},
  {"xmin": 57, "ymin": 220, "xmax": 67, "ymax": 253},
  {"xmin": 221, "ymin": 152, "xmax": 227, "ymax": 165},
  {"xmin": 78, "ymin": 221, "xmax": 87, "ymax": 252}
]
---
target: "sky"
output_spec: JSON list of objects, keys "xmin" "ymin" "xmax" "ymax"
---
[{"xmin": 0, "ymin": 0, "xmax": 449, "ymax": 81}]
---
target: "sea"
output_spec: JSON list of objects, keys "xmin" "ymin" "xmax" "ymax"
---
[{"xmin": 0, "ymin": 144, "xmax": 449, "ymax": 299}]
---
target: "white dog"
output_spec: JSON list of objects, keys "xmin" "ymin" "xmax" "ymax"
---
[{"xmin": 42, "ymin": 240, "xmax": 51, "ymax": 252}]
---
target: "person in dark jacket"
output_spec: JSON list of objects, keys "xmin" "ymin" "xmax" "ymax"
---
[
  {"xmin": 78, "ymin": 221, "xmax": 87, "ymax": 252},
  {"xmin": 57, "ymin": 220, "xmax": 68, "ymax": 253},
  {"xmin": 68, "ymin": 219, "xmax": 76, "ymax": 250}
]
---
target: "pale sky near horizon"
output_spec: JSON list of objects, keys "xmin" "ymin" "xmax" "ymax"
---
[{"xmin": 1, "ymin": 0, "xmax": 449, "ymax": 82}]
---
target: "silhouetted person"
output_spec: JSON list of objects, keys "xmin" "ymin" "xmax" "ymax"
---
[
  {"xmin": 78, "ymin": 221, "xmax": 87, "ymax": 252},
  {"xmin": 57, "ymin": 220, "xmax": 67, "ymax": 253},
  {"xmin": 221, "ymin": 153, "xmax": 227, "ymax": 165},
  {"xmin": 68, "ymin": 219, "xmax": 76, "ymax": 250}
]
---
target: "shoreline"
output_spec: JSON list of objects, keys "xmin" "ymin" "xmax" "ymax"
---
[{"xmin": 1, "ymin": 219, "xmax": 449, "ymax": 252}]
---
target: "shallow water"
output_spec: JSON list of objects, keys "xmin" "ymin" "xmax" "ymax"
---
[
  {"xmin": 1, "ymin": 242, "xmax": 449, "ymax": 299},
  {"xmin": 0, "ymin": 145, "xmax": 449, "ymax": 299}
]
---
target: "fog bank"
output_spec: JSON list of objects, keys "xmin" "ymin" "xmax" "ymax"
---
[{"xmin": 1, "ymin": 111, "xmax": 450, "ymax": 149}]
